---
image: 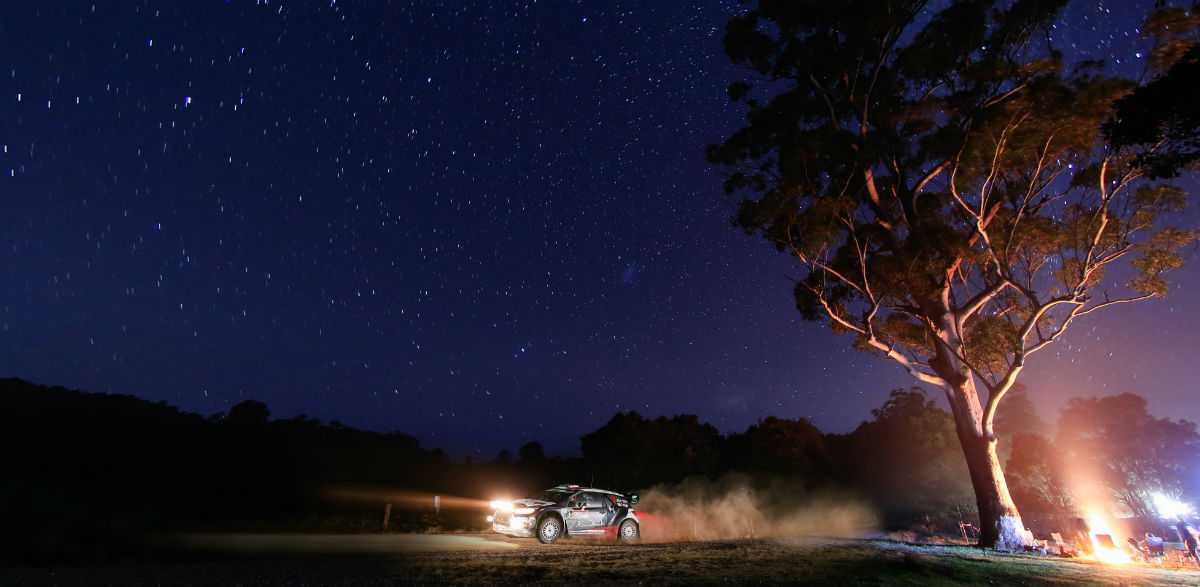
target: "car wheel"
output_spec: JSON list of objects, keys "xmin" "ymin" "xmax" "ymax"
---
[
  {"xmin": 618, "ymin": 519, "xmax": 640, "ymax": 543},
  {"xmin": 536, "ymin": 515, "xmax": 562, "ymax": 544}
]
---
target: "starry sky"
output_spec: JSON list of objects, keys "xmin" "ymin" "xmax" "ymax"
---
[{"xmin": 2, "ymin": 1, "xmax": 1198, "ymax": 459}]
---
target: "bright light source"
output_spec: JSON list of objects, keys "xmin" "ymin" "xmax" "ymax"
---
[
  {"xmin": 490, "ymin": 499, "xmax": 513, "ymax": 511},
  {"xmin": 1083, "ymin": 515, "xmax": 1133, "ymax": 565},
  {"xmin": 1152, "ymin": 493, "xmax": 1192, "ymax": 519},
  {"xmin": 513, "ymin": 507, "xmax": 535, "ymax": 515},
  {"xmin": 1091, "ymin": 539, "xmax": 1133, "ymax": 565}
]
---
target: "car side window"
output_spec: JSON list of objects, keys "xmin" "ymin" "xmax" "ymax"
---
[{"xmin": 567, "ymin": 492, "xmax": 585, "ymax": 508}]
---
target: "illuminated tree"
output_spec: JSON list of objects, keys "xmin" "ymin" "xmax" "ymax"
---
[{"xmin": 709, "ymin": 0, "xmax": 1198, "ymax": 548}]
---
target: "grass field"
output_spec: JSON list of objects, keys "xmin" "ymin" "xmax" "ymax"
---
[
  {"xmin": 391, "ymin": 538, "xmax": 1200, "ymax": 586},
  {"xmin": 3, "ymin": 535, "xmax": 1199, "ymax": 586}
]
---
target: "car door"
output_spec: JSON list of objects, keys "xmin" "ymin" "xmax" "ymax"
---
[
  {"xmin": 596, "ymin": 493, "xmax": 619, "ymax": 530},
  {"xmin": 564, "ymin": 492, "xmax": 593, "ymax": 534},
  {"xmin": 566, "ymin": 492, "xmax": 607, "ymax": 535}
]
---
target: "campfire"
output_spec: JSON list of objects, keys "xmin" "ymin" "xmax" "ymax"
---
[
  {"xmin": 1063, "ymin": 493, "xmax": 1195, "ymax": 566},
  {"xmin": 1083, "ymin": 522, "xmax": 1133, "ymax": 565}
]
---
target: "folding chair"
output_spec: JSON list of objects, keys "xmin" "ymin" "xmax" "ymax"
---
[{"xmin": 1050, "ymin": 532, "xmax": 1075, "ymax": 557}]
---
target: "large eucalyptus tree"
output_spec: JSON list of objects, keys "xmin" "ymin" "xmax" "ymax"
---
[{"xmin": 708, "ymin": 0, "xmax": 1198, "ymax": 548}]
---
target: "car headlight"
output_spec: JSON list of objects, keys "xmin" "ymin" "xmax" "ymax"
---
[
  {"xmin": 490, "ymin": 500, "xmax": 513, "ymax": 511},
  {"xmin": 513, "ymin": 507, "xmax": 535, "ymax": 515}
]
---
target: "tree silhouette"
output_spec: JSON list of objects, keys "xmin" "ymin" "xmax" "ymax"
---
[
  {"xmin": 580, "ymin": 412, "xmax": 724, "ymax": 489},
  {"xmin": 829, "ymin": 388, "xmax": 973, "ymax": 524},
  {"xmin": 726, "ymin": 416, "xmax": 832, "ymax": 484},
  {"xmin": 228, "ymin": 399, "xmax": 269, "ymax": 426},
  {"xmin": 518, "ymin": 441, "xmax": 547, "ymax": 464},
  {"xmin": 709, "ymin": 0, "xmax": 1198, "ymax": 548},
  {"xmin": 1104, "ymin": 8, "xmax": 1200, "ymax": 178}
]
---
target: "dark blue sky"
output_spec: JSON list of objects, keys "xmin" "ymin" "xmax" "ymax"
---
[{"xmin": 2, "ymin": 1, "xmax": 1197, "ymax": 459}]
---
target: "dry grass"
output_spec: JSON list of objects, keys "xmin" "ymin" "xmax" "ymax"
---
[
  {"xmin": 389, "ymin": 538, "xmax": 1200, "ymax": 587},
  {"xmin": 4, "ymin": 535, "xmax": 1200, "ymax": 586}
]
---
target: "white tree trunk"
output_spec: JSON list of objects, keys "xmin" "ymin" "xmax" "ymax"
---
[{"xmin": 930, "ymin": 298, "xmax": 1029, "ymax": 550}]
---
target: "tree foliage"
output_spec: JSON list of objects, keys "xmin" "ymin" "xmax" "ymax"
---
[
  {"xmin": 725, "ymin": 416, "xmax": 833, "ymax": 485},
  {"xmin": 710, "ymin": 0, "xmax": 1195, "ymax": 403},
  {"xmin": 580, "ymin": 412, "xmax": 725, "ymax": 489},
  {"xmin": 1004, "ymin": 432, "xmax": 1074, "ymax": 523},
  {"xmin": 1056, "ymin": 392, "xmax": 1200, "ymax": 518},
  {"xmin": 828, "ymin": 388, "xmax": 974, "ymax": 523},
  {"xmin": 1104, "ymin": 8, "xmax": 1200, "ymax": 178},
  {"xmin": 992, "ymin": 386, "xmax": 1046, "ymax": 437},
  {"xmin": 709, "ymin": 0, "xmax": 1199, "ymax": 548}
]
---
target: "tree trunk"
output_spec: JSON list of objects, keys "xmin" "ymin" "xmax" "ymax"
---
[
  {"xmin": 928, "ymin": 295, "xmax": 1028, "ymax": 550},
  {"xmin": 955, "ymin": 416, "xmax": 1028, "ymax": 550}
]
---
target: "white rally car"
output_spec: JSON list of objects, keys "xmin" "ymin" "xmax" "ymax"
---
[{"xmin": 488, "ymin": 484, "xmax": 640, "ymax": 544}]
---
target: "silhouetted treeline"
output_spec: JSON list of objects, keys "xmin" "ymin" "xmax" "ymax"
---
[
  {"xmin": 0, "ymin": 379, "xmax": 971, "ymax": 561},
  {"xmin": 0, "ymin": 378, "xmax": 579, "ymax": 562},
  {"xmin": 8, "ymin": 377, "xmax": 1190, "ymax": 564}
]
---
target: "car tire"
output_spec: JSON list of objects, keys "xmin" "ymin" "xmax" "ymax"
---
[
  {"xmin": 618, "ymin": 519, "xmax": 640, "ymax": 543},
  {"xmin": 536, "ymin": 515, "xmax": 563, "ymax": 544}
]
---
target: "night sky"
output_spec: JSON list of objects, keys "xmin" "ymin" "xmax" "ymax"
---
[{"xmin": 3, "ymin": 1, "xmax": 1198, "ymax": 459}]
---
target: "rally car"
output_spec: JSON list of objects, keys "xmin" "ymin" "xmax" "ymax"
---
[{"xmin": 488, "ymin": 484, "xmax": 640, "ymax": 544}]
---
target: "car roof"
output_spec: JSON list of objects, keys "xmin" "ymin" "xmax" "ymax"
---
[{"xmin": 549, "ymin": 484, "xmax": 623, "ymax": 495}]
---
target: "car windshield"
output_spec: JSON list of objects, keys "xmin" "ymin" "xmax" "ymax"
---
[{"xmin": 526, "ymin": 489, "xmax": 574, "ymax": 506}]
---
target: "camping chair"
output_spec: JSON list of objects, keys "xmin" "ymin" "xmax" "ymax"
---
[
  {"xmin": 1050, "ymin": 532, "xmax": 1076, "ymax": 557},
  {"xmin": 1126, "ymin": 537, "xmax": 1164, "ymax": 567},
  {"xmin": 1175, "ymin": 542, "xmax": 1200, "ymax": 567},
  {"xmin": 1022, "ymin": 528, "xmax": 1047, "ymax": 552},
  {"xmin": 1144, "ymin": 535, "xmax": 1166, "ymax": 568},
  {"xmin": 1127, "ymin": 537, "xmax": 1148, "ymax": 559}
]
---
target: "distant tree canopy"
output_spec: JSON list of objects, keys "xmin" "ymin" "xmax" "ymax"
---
[
  {"xmin": 828, "ymin": 388, "xmax": 974, "ymax": 522},
  {"xmin": 1004, "ymin": 432, "xmax": 1074, "ymax": 524},
  {"xmin": 992, "ymin": 386, "xmax": 1047, "ymax": 438},
  {"xmin": 725, "ymin": 416, "xmax": 832, "ymax": 484},
  {"xmin": 580, "ymin": 412, "xmax": 725, "ymax": 489},
  {"xmin": 519, "ymin": 440, "xmax": 547, "ymax": 464},
  {"xmin": 6, "ymin": 376, "xmax": 1198, "ymax": 563},
  {"xmin": 708, "ymin": 0, "xmax": 1199, "ymax": 548},
  {"xmin": 0, "ymin": 378, "xmax": 447, "ymax": 562},
  {"xmin": 1056, "ymin": 392, "xmax": 1200, "ymax": 518}
]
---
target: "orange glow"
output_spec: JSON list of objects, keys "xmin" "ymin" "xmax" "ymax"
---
[
  {"xmin": 1084, "ymin": 515, "xmax": 1133, "ymax": 565},
  {"xmin": 321, "ymin": 486, "xmax": 493, "ymax": 510}
]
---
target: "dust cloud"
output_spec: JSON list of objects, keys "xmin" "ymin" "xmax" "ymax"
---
[{"xmin": 635, "ymin": 473, "xmax": 877, "ymax": 543}]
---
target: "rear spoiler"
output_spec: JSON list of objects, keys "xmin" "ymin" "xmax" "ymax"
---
[{"xmin": 623, "ymin": 491, "xmax": 639, "ymax": 505}]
